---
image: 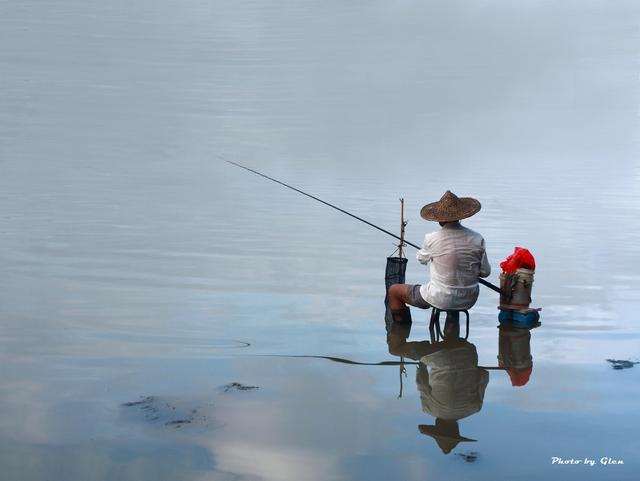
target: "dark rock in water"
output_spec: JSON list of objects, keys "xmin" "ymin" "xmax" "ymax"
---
[
  {"xmin": 606, "ymin": 359, "xmax": 639, "ymax": 370},
  {"xmin": 222, "ymin": 382, "xmax": 259, "ymax": 392},
  {"xmin": 456, "ymin": 452, "xmax": 478, "ymax": 463}
]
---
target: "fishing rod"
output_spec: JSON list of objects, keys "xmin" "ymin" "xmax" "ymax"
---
[{"xmin": 224, "ymin": 158, "xmax": 502, "ymax": 295}]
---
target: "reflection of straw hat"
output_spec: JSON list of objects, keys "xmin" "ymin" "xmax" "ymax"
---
[
  {"xmin": 418, "ymin": 419, "xmax": 476, "ymax": 454},
  {"xmin": 420, "ymin": 191, "xmax": 481, "ymax": 222}
]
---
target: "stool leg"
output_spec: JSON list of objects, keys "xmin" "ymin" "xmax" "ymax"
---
[
  {"xmin": 435, "ymin": 311, "xmax": 444, "ymax": 341},
  {"xmin": 443, "ymin": 311, "xmax": 459, "ymax": 339},
  {"xmin": 429, "ymin": 308, "xmax": 438, "ymax": 343},
  {"xmin": 464, "ymin": 311, "xmax": 470, "ymax": 340}
]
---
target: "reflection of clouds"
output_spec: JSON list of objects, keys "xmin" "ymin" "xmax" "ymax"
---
[
  {"xmin": 208, "ymin": 442, "xmax": 339, "ymax": 481},
  {"xmin": 0, "ymin": 438, "xmax": 212, "ymax": 481},
  {"xmin": 198, "ymin": 363, "xmax": 411, "ymax": 481}
]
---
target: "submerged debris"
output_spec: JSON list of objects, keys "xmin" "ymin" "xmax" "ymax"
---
[
  {"xmin": 165, "ymin": 419, "xmax": 191, "ymax": 427},
  {"xmin": 121, "ymin": 396, "xmax": 207, "ymax": 429},
  {"xmin": 122, "ymin": 396, "xmax": 155, "ymax": 407},
  {"xmin": 122, "ymin": 396, "xmax": 160, "ymax": 421},
  {"xmin": 222, "ymin": 382, "xmax": 259, "ymax": 392},
  {"xmin": 455, "ymin": 451, "xmax": 479, "ymax": 463},
  {"xmin": 606, "ymin": 359, "xmax": 639, "ymax": 370}
]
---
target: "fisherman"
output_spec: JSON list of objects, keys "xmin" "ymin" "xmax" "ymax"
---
[{"xmin": 388, "ymin": 191, "xmax": 491, "ymax": 323}]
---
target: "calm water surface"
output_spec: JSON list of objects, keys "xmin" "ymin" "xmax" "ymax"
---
[{"xmin": 1, "ymin": 1, "xmax": 640, "ymax": 480}]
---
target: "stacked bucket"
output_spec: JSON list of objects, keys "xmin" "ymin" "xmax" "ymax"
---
[{"xmin": 497, "ymin": 248, "xmax": 541, "ymax": 329}]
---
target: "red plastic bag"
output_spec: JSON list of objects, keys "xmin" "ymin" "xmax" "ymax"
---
[{"xmin": 500, "ymin": 247, "xmax": 536, "ymax": 273}]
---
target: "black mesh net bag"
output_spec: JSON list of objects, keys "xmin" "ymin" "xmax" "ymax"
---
[
  {"xmin": 384, "ymin": 256, "xmax": 408, "ymax": 331},
  {"xmin": 385, "ymin": 256, "xmax": 408, "ymax": 300}
]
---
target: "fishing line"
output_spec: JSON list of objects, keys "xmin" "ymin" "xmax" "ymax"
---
[{"xmin": 222, "ymin": 157, "xmax": 408, "ymax": 245}]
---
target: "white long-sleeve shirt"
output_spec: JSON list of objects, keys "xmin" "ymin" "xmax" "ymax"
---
[{"xmin": 416, "ymin": 221, "xmax": 491, "ymax": 310}]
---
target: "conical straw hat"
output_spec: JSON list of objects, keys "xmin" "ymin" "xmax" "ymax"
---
[{"xmin": 420, "ymin": 190, "xmax": 481, "ymax": 222}]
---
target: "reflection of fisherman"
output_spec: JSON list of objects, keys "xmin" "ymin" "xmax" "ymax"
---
[
  {"xmin": 387, "ymin": 191, "xmax": 491, "ymax": 323},
  {"xmin": 387, "ymin": 322, "xmax": 489, "ymax": 454},
  {"xmin": 498, "ymin": 326, "xmax": 533, "ymax": 387}
]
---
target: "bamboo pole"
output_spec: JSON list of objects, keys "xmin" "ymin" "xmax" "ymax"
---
[{"xmin": 399, "ymin": 198, "xmax": 404, "ymax": 258}]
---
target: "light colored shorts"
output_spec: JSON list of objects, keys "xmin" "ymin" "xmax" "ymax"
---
[{"xmin": 407, "ymin": 284, "xmax": 432, "ymax": 309}]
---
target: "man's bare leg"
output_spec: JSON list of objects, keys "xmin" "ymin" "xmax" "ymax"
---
[
  {"xmin": 388, "ymin": 284, "xmax": 413, "ymax": 310},
  {"xmin": 387, "ymin": 284, "xmax": 414, "ymax": 323}
]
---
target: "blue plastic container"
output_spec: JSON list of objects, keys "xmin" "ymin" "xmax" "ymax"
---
[{"xmin": 498, "ymin": 308, "xmax": 541, "ymax": 329}]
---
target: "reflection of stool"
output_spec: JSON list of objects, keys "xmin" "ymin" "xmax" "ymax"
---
[{"xmin": 429, "ymin": 308, "xmax": 470, "ymax": 341}]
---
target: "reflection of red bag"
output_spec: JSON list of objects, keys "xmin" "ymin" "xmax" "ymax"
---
[
  {"xmin": 500, "ymin": 247, "xmax": 536, "ymax": 273},
  {"xmin": 507, "ymin": 367, "xmax": 532, "ymax": 387}
]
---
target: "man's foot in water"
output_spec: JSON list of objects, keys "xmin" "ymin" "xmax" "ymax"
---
[{"xmin": 392, "ymin": 306, "xmax": 412, "ymax": 324}]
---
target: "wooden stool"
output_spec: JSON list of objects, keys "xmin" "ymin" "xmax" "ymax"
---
[{"xmin": 429, "ymin": 308, "xmax": 470, "ymax": 342}]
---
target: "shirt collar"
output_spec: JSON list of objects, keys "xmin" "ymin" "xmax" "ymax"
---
[{"xmin": 442, "ymin": 221, "xmax": 462, "ymax": 229}]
